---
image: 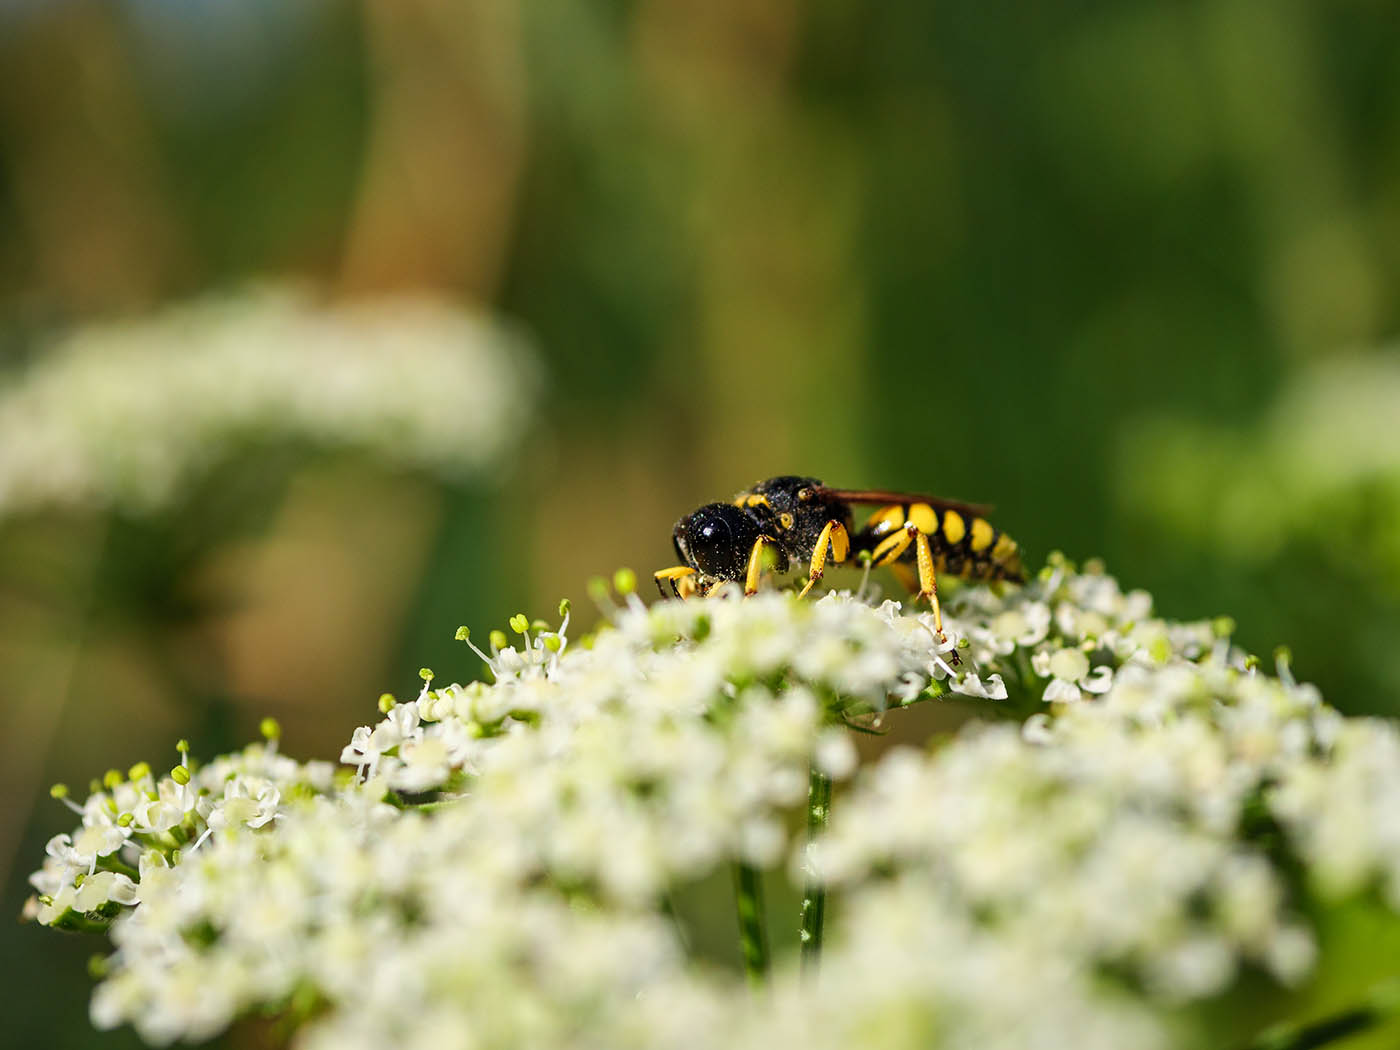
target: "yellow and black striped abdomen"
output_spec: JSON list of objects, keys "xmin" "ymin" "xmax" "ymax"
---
[{"xmin": 855, "ymin": 502, "xmax": 1024, "ymax": 583}]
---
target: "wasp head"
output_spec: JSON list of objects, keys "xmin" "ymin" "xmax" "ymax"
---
[{"xmin": 672, "ymin": 502, "xmax": 764, "ymax": 582}]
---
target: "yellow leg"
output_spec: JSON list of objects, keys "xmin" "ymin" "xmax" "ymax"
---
[
  {"xmin": 744, "ymin": 537, "xmax": 768, "ymax": 596},
  {"xmin": 870, "ymin": 523, "xmax": 914, "ymax": 565},
  {"xmin": 871, "ymin": 524, "xmax": 957, "ymax": 662},
  {"xmin": 913, "ymin": 530, "xmax": 959, "ymax": 665},
  {"xmin": 870, "ymin": 523, "xmax": 942, "ymax": 625},
  {"xmin": 912, "ymin": 530, "xmax": 943, "ymax": 634},
  {"xmin": 654, "ymin": 565, "xmax": 698, "ymax": 599},
  {"xmin": 798, "ymin": 520, "xmax": 851, "ymax": 598}
]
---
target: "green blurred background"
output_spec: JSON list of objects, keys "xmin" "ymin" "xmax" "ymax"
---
[{"xmin": 3, "ymin": 1, "xmax": 1399, "ymax": 1046}]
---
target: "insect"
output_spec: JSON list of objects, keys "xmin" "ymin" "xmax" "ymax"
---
[{"xmin": 654, "ymin": 475, "xmax": 1024, "ymax": 647}]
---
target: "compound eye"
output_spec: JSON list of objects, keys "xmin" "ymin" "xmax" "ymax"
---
[{"xmin": 678, "ymin": 503, "xmax": 758, "ymax": 581}]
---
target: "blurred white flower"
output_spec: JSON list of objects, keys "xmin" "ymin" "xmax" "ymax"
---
[
  {"xmin": 1032, "ymin": 644, "xmax": 1114, "ymax": 701},
  {"xmin": 0, "ymin": 286, "xmax": 537, "ymax": 518}
]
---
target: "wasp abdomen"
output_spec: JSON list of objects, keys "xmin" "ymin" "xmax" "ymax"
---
[{"xmin": 855, "ymin": 501, "xmax": 1023, "ymax": 584}]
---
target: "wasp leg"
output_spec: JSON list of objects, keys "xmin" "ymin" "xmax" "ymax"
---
[
  {"xmin": 744, "ymin": 537, "xmax": 770, "ymax": 596},
  {"xmin": 871, "ymin": 523, "xmax": 959, "ymax": 664},
  {"xmin": 869, "ymin": 521, "xmax": 914, "ymax": 565},
  {"xmin": 654, "ymin": 565, "xmax": 698, "ymax": 599},
  {"xmin": 911, "ymin": 529, "xmax": 944, "ymax": 634},
  {"xmin": 797, "ymin": 520, "xmax": 851, "ymax": 598},
  {"xmin": 913, "ymin": 529, "xmax": 960, "ymax": 665}
]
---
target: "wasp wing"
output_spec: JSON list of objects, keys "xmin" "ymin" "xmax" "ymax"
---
[{"xmin": 814, "ymin": 486, "xmax": 994, "ymax": 519}]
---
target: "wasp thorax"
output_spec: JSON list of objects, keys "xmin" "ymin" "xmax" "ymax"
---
[{"xmin": 673, "ymin": 502, "xmax": 762, "ymax": 582}]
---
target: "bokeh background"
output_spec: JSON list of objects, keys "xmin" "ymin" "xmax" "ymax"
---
[{"xmin": 4, "ymin": 1, "xmax": 1400, "ymax": 1046}]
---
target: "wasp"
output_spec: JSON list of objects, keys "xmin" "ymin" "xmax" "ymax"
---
[{"xmin": 654, "ymin": 475, "xmax": 1024, "ymax": 645}]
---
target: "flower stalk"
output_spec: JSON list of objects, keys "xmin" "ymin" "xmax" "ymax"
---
[
  {"xmin": 1241, "ymin": 979, "xmax": 1400, "ymax": 1050},
  {"xmin": 733, "ymin": 862, "xmax": 770, "ymax": 988},
  {"xmin": 800, "ymin": 765, "xmax": 832, "ymax": 975}
]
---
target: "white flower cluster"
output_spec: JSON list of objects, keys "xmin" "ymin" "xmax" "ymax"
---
[
  {"xmin": 86, "ymin": 794, "xmax": 1166, "ymax": 1050},
  {"xmin": 811, "ymin": 660, "xmax": 1347, "ymax": 1002},
  {"xmin": 26, "ymin": 734, "xmax": 336, "ymax": 933},
  {"xmin": 741, "ymin": 876, "xmax": 1170, "ymax": 1050},
  {"xmin": 0, "ymin": 286, "xmax": 536, "ymax": 518},
  {"xmin": 345, "ymin": 557, "xmax": 1227, "ymax": 806},
  {"xmin": 25, "ymin": 562, "xmax": 1400, "ymax": 1050},
  {"xmin": 89, "ymin": 792, "xmax": 695, "ymax": 1048},
  {"xmin": 297, "ymin": 865, "xmax": 1169, "ymax": 1050},
  {"xmin": 342, "ymin": 590, "xmax": 959, "ymax": 899}
]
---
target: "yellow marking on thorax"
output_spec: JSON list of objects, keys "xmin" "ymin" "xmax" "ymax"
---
[
  {"xmin": 941, "ymin": 510, "xmax": 966, "ymax": 544},
  {"xmin": 970, "ymin": 518, "xmax": 995, "ymax": 552},
  {"xmin": 907, "ymin": 503, "xmax": 939, "ymax": 535},
  {"xmin": 737, "ymin": 494, "xmax": 772, "ymax": 510},
  {"xmin": 992, "ymin": 533, "xmax": 1018, "ymax": 562}
]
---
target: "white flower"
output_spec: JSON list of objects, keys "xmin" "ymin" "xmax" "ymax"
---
[
  {"xmin": 951, "ymin": 671, "xmax": 1008, "ymax": 700},
  {"xmin": 0, "ymin": 286, "xmax": 537, "ymax": 520},
  {"xmin": 205, "ymin": 777, "xmax": 282, "ymax": 832},
  {"xmin": 74, "ymin": 871, "xmax": 139, "ymax": 912},
  {"xmin": 130, "ymin": 780, "xmax": 197, "ymax": 835},
  {"xmin": 813, "ymin": 729, "xmax": 858, "ymax": 779},
  {"xmin": 1033, "ymin": 645, "xmax": 1114, "ymax": 702},
  {"xmin": 68, "ymin": 824, "xmax": 131, "ymax": 873}
]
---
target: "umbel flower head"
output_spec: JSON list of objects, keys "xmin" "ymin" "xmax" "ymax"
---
[
  {"xmin": 26, "ymin": 559, "xmax": 1400, "ymax": 1049},
  {"xmin": 0, "ymin": 285, "xmax": 536, "ymax": 519}
]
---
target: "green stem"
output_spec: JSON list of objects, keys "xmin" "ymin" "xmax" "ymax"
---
[
  {"xmin": 1243, "ymin": 1008, "xmax": 1377, "ymax": 1050},
  {"xmin": 660, "ymin": 892, "xmax": 691, "ymax": 954},
  {"xmin": 733, "ymin": 862, "xmax": 769, "ymax": 988},
  {"xmin": 410, "ymin": 799, "xmax": 464, "ymax": 814},
  {"xmin": 1242, "ymin": 980, "xmax": 1400, "ymax": 1050},
  {"xmin": 97, "ymin": 854, "xmax": 141, "ymax": 880},
  {"xmin": 799, "ymin": 766, "xmax": 832, "ymax": 976}
]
